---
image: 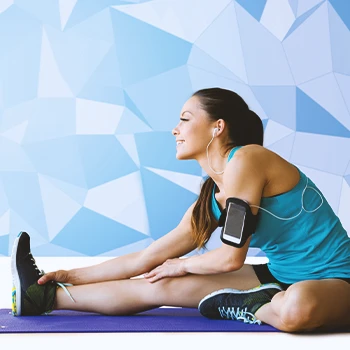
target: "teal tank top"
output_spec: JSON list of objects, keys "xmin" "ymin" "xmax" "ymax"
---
[{"xmin": 211, "ymin": 146, "xmax": 350, "ymax": 284}]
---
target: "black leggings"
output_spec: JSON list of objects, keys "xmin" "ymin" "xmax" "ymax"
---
[{"xmin": 253, "ymin": 264, "xmax": 350, "ymax": 291}]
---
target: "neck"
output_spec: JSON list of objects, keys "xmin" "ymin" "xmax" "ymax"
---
[{"xmin": 196, "ymin": 146, "xmax": 233, "ymax": 190}]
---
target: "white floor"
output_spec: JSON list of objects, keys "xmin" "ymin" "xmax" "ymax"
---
[{"xmin": 0, "ymin": 256, "xmax": 349, "ymax": 349}]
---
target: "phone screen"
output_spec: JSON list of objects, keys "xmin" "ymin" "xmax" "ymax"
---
[{"xmin": 223, "ymin": 202, "xmax": 245, "ymax": 241}]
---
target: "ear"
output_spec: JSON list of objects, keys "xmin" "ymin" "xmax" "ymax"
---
[{"xmin": 215, "ymin": 119, "xmax": 226, "ymax": 135}]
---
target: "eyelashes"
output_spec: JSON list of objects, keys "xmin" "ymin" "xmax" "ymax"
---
[{"xmin": 180, "ymin": 118, "xmax": 189, "ymax": 121}]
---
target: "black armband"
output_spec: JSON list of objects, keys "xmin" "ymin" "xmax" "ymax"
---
[{"xmin": 219, "ymin": 197, "xmax": 258, "ymax": 248}]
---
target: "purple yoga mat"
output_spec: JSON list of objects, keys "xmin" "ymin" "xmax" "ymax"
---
[{"xmin": 0, "ymin": 308, "xmax": 278, "ymax": 333}]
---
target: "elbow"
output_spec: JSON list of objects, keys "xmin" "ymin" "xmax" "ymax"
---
[
  {"xmin": 218, "ymin": 245, "xmax": 246, "ymax": 273},
  {"xmin": 222, "ymin": 257, "xmax": 244, "ymax": 273}
]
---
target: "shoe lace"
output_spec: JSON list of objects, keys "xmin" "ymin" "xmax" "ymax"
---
[
  {"xmin": 29, "ymin": 253, "xmax": 76, "ymax": 303},
  {"xmin": 218, "ymin": 306, "xmax": 262, "ymax": 325}
]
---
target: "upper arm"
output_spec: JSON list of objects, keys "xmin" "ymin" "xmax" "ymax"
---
[
  {"xmin": 140, "ymin": 202, "xmax": 199, "ymax": 271},
  {"xmin": 223, "ymin": 145, "xmax": 267, "ymax": 213},
  {"xmin": 221, "ymin": 145, "xmax": 267, "ymax": 269}
]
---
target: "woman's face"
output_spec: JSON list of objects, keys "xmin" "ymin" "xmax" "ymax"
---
[{"xmin": 172, "ymin": 96, "xmax": 214, "ymax": 160}]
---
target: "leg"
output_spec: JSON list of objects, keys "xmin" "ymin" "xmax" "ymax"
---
[
  {"xmin": 13, "ymin": 231, "xmax": 262, "ymax": 316},
  {"xmin": 55, "ymin": 265, "xmax": 261, "ymax": 315},
  {"xmin": 255, "ymin": 279, "xmax": 350, "ymax": 332}
]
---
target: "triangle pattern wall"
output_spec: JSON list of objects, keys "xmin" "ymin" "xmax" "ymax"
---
[{"xmin": 0, "ymin": 0, "xmax": 349, "ymax": 257}]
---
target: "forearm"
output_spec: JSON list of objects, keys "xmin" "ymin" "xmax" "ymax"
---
[
  {"xmin": 67, "ymin": 251, "xmax": 147, "ymax": 285},
  {"xmin": 182, "ymin": 247, "xmax": 242, "ymax": 275}
]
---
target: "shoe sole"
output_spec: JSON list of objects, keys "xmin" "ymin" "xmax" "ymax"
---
[
  {"xmin": 198, "ymin": 283, "xmax": 283, "ymax": 310},
  {"xmin": 11, "ymin": 232, "xmax": 23, "ymax": 316}
]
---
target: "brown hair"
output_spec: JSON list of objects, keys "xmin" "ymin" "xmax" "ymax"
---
[{"xmin": 190, "ymin": 88, "xmax": 264, "ymax": 248}]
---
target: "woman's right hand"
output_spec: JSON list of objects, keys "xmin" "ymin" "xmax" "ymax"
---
[{"xmin": 37, "ymin": 270, "xmax": 70, "ymax": 285}]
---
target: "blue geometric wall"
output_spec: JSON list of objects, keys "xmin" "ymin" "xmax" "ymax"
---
[{"xmin": 0, "ymin": 0, "xmax": 349, "ymax": 257}]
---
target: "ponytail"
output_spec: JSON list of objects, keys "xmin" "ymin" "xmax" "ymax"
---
[{"xmin": 190, "ymin": 176, "xmax": 217, "ymax": 248}]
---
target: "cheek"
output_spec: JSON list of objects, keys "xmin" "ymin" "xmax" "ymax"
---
[
  {"xmin": 176, "ymin": 140, "xmax": 202, "ymax": 158},
  {"xmin": 175, "ymin": 142, "xmax": 192, "ymax": 159}
]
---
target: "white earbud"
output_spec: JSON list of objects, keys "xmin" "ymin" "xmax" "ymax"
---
[{"xmin": 207, "ymin": 127, "xmax": 224, "ymax": 174}]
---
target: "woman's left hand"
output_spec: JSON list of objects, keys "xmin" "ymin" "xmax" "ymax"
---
[{"xmin": 144, "ymin": 258, "xmax": 187, "ymax": 283}]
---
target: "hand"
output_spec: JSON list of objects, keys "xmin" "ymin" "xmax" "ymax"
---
[
  {"xmin": 37, "ymin": 270, "xmax": 70, "ymax": 285},
  {"xmin": 144, "ymin": 258, "xmax": 187, "ymax": 283}
]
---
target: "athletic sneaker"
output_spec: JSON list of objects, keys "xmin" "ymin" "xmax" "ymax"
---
[
  {"xmin": 11, "ymin": 231, "xmax": 74, "ymax": 316},
  {"xmin": 198, "ymin": 283, "xmax": 283, "ymax": 325}
]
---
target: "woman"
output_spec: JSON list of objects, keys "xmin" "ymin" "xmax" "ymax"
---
[{"xmin": 11, "ymin": 88, "xmax": 350, "ymax": 332}]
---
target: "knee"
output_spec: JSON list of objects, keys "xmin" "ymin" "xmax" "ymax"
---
[
  {"xmin": 147, "ymin": 277, "xmax": 177, "ymax": 303},
  {"xmin": 279, "ymin": 284, "xmax": 318, "ymax": 332}
]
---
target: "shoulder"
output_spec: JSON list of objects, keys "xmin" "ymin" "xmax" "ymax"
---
[
  {"xmin": 227, "ymin": 145, "xmax": 268, "ymax": 170},
  {"xmin": 223, "ymin": 145, "xmax": 269, "ymax": 209},
  {"xmin": 223, "ymin": 145, "xmax": 268, "ymax": 188},
  {"xmin": 235, "ymin": 144, "xmax": 266, "ymax": 156}
]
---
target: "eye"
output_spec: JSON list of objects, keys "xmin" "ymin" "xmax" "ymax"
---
[{"xmin": 180, "ymin": 118, "xmax": 189, "ymax": 121}]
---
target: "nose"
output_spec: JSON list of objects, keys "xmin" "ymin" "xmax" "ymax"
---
[{"xmin": 172, "ymin": 126, "xmax": 179, "ymax": 136}]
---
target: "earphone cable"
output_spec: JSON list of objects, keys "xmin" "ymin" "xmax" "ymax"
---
[{"xmin": 249, "ymin": 178, "xmax": 324, "ymax": 221}]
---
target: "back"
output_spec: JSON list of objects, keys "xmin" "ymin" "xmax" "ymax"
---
[
  {"xmin": 211, "ymin": 147, "xmax": 350, "ymax": 284},
  {"xmin": 251, "ymin": 168, "xmax": 350, "ymax": 284}
]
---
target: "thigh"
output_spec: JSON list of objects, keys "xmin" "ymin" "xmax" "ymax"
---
[
  {"xmin": 153, "ymin": 264, "xmax": 260, "ymax": 308},
  {"xmin": 284, "ymin": 279, "xmax": 350, "ymax": 331}
]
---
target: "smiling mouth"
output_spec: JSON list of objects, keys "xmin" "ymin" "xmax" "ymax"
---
[{"xmin": 176, "ymin": 141, "xmax": 185, "ymax": 145}]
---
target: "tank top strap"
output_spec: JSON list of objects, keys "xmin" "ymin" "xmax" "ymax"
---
[{"xmin": 227, "ymin": 146, "xmax": 243, "ymax": 162}]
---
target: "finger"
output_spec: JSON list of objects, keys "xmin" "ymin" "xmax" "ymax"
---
[
  {"xmin": 145, "ymin": 266, "xmax": 162, "ymax": 277},
  {"xmin": 147, "ymin": 274, "xmax": 163, "ymax": 283},
  {"xmin": 145, "ymin": 269, "xmax": 163, "ymax": 281},
  {"xmin": 37, "ymin": 274, "xmax": 53, "ymax": 284},
  {"xmin": 144, "ymin": 270, "xmax": 156, "ymax": 278}
]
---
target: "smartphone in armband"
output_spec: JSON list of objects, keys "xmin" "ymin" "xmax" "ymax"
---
[{"xmin": 221, "ymin": 201, "xmax": 246, "ymax": 246}]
